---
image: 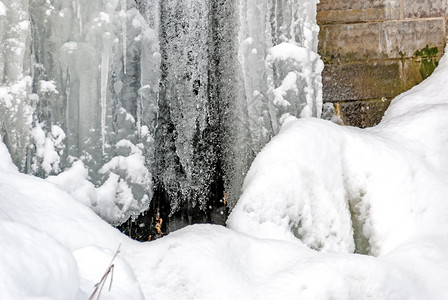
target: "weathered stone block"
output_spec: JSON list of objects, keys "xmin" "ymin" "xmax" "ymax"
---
[
  {"xmin": 317, "ymin": 8, "xmax": 395, "ymax": 24},
  {"xmin": 446, "ymin": 17, "xmax": 448, "ymax": 37},
  {"xmin": 404, "ymin": 0, "xmax": 448, "ymax": 18},
  {"xmin": 382, "ymin": 20, "xmax": 446, "ymax": 58},
  {"xmin": 317, "ymin": 0, "xmax": 400, "ymax": 24},
  {"xmin": 322, "ymin": 59, "xmax": 433, "ymax": 103},
  {"xmin": 319, "ymin": 22, "xmax": 382, "ymax": 61},
  {"xmin": 333, "ymin": 98, "xmax": 392, "ymax": 128},
  {"xmin": 318, "ymin": 0, "xmax": 395, "ymax": 13},
  {"xmin": 319, "ymin": 19, "xmax": 445, "ymax": 62},
  {"xmin": 322, "ymin": 61, "xmax": 403, "ymax": 102},
  {"xmin": 400, "ymin": 59, "xmax": 428, "ymax": 89}
]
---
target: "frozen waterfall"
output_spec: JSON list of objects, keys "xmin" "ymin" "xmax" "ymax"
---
[{"xmin": 0, "ymin": 0, "xmax": 322, "ymax": 233}]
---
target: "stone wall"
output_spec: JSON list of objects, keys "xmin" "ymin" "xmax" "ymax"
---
[{"xmin": 318, "ymin": 0, "xmax": 447, "ymax": 127}]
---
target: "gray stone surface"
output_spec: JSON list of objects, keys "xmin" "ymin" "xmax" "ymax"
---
[
  {"xmin": 318, "ymin": 0, "xmax": 394, "ymax": 12},
  {"xmin": 322, "ymin": 59, "xmax": 425, "ymax": 102},
  {"xmin": 317, "ymin": 0, "xmax": 400, "ymax": 24},
  {"xmin": 404, "ymin": 0, "xmax": 448, "ymax": 18},
  {"xmin": 319, "ymin": 19, "xmax": 445, "ymax": 62},
  {"xmin": 322, "ymin": 61, "xmax": 401, "ymax": 102}
]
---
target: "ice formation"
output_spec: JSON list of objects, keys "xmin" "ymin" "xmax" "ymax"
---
[
  {"xmin": 0, "ymin": 0, "xmax": 322, "ymax": 225},
  {"xmin": 1, "ymin": 50, "xmax": 448, "ymax": 297},
  {"xmin": 0, "ymin": 0, "xmax": 159, "ymax": 224},
  {"xmin": 238, "ymin": 0, "xmax": 323, "ymax": 151}
]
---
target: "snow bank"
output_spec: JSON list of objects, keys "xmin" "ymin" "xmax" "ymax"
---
[
  {"xmin": 228, "ymin": 111, "xmax": 448, "ymax": 256},
  {"xmin": 2, "ymin": 51, "xmax": 448, "ymax": 300},
  {"xmin": 0, "ymin": 169, "xmax": 440, "ymax": 300},
  {"xmin": 228, "ymin": 52, "xmax": 448, "ymax": 255},
  {"xmin": 132, "ymin": 224, "xmax": 433, "ymax": 300}
]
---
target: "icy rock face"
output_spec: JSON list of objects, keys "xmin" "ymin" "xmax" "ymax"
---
[{"xmin": 0, "ymin": 0, "xmax": 322, "ymax": 226}]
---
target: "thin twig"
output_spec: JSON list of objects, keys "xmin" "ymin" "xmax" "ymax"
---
[{"xmin": 89, "ymin": 244, "xmax": 121, "ymax": 300}]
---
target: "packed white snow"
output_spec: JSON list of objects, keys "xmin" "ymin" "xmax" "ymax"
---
[{"xmin": 2, "ymin": 51, "xmax": 448, "ymax": 299}]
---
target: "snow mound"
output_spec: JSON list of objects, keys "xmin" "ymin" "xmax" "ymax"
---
[{"xmin": 228, "ymin": 52, "xmax": 448, "ymax": 257}]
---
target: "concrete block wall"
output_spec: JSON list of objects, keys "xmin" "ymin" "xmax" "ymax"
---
[{"xmin": 318, "ymin": 0, "xmax": 447, "ymax": 127}]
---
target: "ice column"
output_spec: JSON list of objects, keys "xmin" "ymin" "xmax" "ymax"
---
[{"xmin": 238, "ymin": 0, "xmax": 323, "ymax": 151}]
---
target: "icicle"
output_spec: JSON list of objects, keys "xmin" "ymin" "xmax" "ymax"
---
[
  {"xmin": 100, "ymin": 33, "xmax": 112, "ymax": 155},
  {"xmin": 137, "ymin": 93, "xmax": 142, "ymax": 138},
  {"xmin": 65, "ymin": 69, "xmax": 71, "ymax": 142},
  {"xmin": 77, "ymin": 0, "xmax": 82, "ymax": 36},
  {"xmin": 121, "ymin": 0, "xmax": 127, "ymax": 74},
  {"xmin": 290, "ymin": 0, "xmax": 295, "ymax": 43}
]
